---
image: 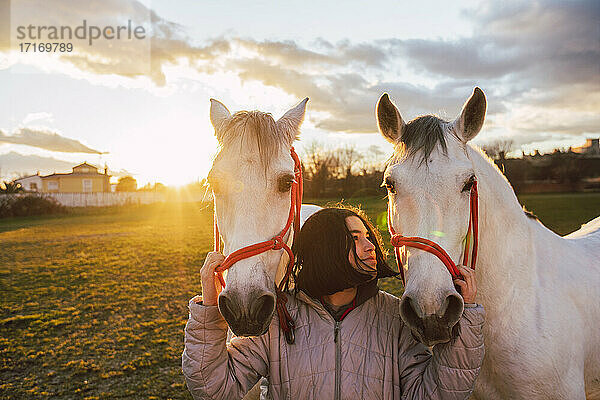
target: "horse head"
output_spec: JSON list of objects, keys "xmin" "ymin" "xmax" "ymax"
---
[
  {"xmin": 377, "ymin": 88, "xmax": 487, "ymax": 346},
  {"xmin": 207, "ymin": 98, "xmax": 308, "ymax": 336}
]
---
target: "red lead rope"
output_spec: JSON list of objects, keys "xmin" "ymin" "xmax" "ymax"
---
[
  {"xmin": 213, "ymin": 147, "xmax": 303, "ymax": 344},
  {"xmin": 388, "ymin": 180, "xmax": 479, "ymax": 285}
]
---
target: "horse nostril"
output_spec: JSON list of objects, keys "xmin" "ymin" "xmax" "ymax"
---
[
  {"xmin": 400, "ymin": 295, "xmax": 423, "ymax": 329},
  {"xmin": 218, "ymin": 293, "xmax": 240, "ymax": 323},
  {"xmin": 440, "ymin": 293, "xmax": 463, "ymax": 327},
  {"xmin": 250, "ymin": 293, "xmax": 275, "ymax": 324}
]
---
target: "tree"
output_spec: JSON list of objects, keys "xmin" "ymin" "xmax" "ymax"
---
[
  {"xmin": 116, "ymin": 176, "xmax": 137, "ymax": 192},
  {"xmin": 334, "ymin": 145, "xmax": 362, "ymax": 196},
  {"xmin": 337, "ymin": 145, "xmax": 363, "ymax": 178},
  {"xmin": 549, "ymin": 151, "xmax": 586, "ymax": 184},
  {"xmin": 302, "ymin": 141, "xmax": 337, "ymax": 197},
  {"xmin": 360, "ymin": 145, "xmax": 387, "ymax": 173},
  {"xmin": 0, "ymin": 181, "xmax": 24, "ymax": 194},
  {"xmin": 138, "ymin": 182, "xmax": 166, "ymax": 193},
  {"xmin": 482, "ymin": 139, "xmax": 515, "ymax": 160}
]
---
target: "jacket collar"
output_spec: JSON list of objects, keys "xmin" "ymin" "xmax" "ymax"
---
[
  {"xmin": 296, "ymin": 290, "xmax": 332, "ymax": 322},
  {"xmin": 295, "ymin": 280, "xmax": 380, "ymax": 322}
]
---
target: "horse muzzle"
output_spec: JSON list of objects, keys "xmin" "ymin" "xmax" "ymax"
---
[
  {"xmin": 218, "ymin": 289, "xmax": 276, "ymax": 336},
  {"xmin": 399, "ymin": 291, "xmax": 463, "ymax": 347}
]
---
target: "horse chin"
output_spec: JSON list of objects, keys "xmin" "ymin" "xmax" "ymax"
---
[
  {"xmin": 408, "ymin": 316, "xmax": 460, "ymax": 347},
  {"xmin": 229, "ymin": 321, "xmax": 271, "ymax": 337},
  {"xmin": 226, "ymin": 311, "xmax": 274, "ymax": 337}
]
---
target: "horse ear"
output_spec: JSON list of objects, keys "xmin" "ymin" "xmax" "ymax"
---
[
  {"xmin": 277, "ymin": 98, "xmax": 309, "ymax": 144},
  {"xmin": 210, "ymin": 98, "xmax": 231, "ymax": 133},
  {"xmin": 454, "ymin": 87, "xmax": 487, "ymax": 142},
  {"xmin": 376, "ymin": 93, "xmax": 404, "ymax": 144}
]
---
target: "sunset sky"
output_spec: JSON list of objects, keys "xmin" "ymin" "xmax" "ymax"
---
[{"xmin": 0, "ymin": 0, "xmax": 598, "ymax": 186}]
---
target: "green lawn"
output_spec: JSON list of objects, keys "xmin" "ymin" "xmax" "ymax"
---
[
  {"xmin": 1, "ymin": 193, "xmax": 598, "ymax": 398},
  {"xmin": 1, "ymin": 203, "xmax": 212, "ymax": 399},
  {"xmin": 517, "ymin": 192, "xmax": 600, "ymax": 235}
]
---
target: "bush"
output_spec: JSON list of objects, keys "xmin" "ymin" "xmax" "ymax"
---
[{"xmin": 0, "ymin": 194, "xmax": 66, "ymax": 218}]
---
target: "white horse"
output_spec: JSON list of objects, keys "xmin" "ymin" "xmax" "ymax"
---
[
  {"xmin": 208, "ymin": 98, "xmax": 319, "ymax": 336},
  {"xmin": 376, "ymin": 88, "xmax": 600, "ymax": 399}
]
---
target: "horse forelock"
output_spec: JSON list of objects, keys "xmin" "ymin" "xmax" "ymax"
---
[
  {"xmin": 218, "ymin": 110, "xmax": 288, "ymax": 174},
  {"xmin": 393, "ymin": 115, "xmax": 449, "ymax": 165}
]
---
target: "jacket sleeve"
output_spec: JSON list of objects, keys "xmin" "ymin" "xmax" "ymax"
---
[
  {"xmin": 181, "ymin": 298, "xmax": 270, "ymax": 400},
  {"xmin": 397, "ymin": 305, "xmax": 485, "ymax": 400}
]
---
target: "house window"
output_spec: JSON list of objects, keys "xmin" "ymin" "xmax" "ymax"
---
[
  {"xmin": 30, "ymin": 183, "xmax": 38, "ymax": 191},
  {"xmin": 48, "ymin": 181, "xmax": 58, "ymax": 191},
  {"xmin": 82, "ymin": 179, "xmax": 93, "ymax": 192}
]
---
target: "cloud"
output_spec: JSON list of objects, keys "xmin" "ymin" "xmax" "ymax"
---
[
  {"xmin": 0, "ymin": 127, "xmax": 105, "ymax": 154},
  {"xmin": 0, "ymin": 151, "xmax": 75, "ymax": 178},
  {"xmin": 208, "ymin": 1, "xmax": 598, "ymax": 137},
  {"xmin": 3, "ymin": 0, "xmax": 231, "ymax": 85},
  {"xmin": 0, "ymin": 152, "xmax": 133, "ymax": 180},
  {"xmin": 2, "ymin": 0, "xmax": 598, "ymax": 149},
  {"xmin": 399, "ymin": 38, "xmax": 523, "ymax": 80},
  {"xmin": 404, "ymin": 1, "xmax": 600, "ymax": 93},
  {"xmin": 22, "ymin": 112, "xmax": 54, "ymax": 125},
  {"xmin": 229, "ymin": 59, "xmax": 481, "ymax": 133},
  {"xmin": 231, "ymin": 59, "xmax": 376, "ymax": 132},
  {"xmin": 2, "ymin": 1, "xmax": 394, "ymax": 85},
  {"xmin": 232, "ymin": 38, "xmax": 388, "ymax": 69},
  {"xmin": 509, "ymin": 107, "xmax": 600, "ymax": 136},
  {"xmin": 1, "ymin": 1, "xmax": 505, "ymax": 133}
]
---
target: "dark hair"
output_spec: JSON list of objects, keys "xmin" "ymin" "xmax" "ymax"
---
[
  {"xmin": 388, "ymin": 115, "xmax": 448, "ymax": 166},
  {"xmin": 292, "ymin": 206, "xmax": 397, "ymax": 298}
]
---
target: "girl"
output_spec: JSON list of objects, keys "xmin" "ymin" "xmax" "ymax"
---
[{"xmin": 183, "ymin": 207, "xmax": 484, "ymax": 399}]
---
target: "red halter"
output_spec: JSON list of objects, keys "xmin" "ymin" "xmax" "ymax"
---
[
  {"xmin": 388, "ymin": 180, "xmax": 479, "ymax": 285},
  {"xmin": 213, "ymin": 147, "xmax": 303, "ymax": 344}
]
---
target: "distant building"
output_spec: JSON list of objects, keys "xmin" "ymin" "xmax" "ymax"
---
[
  {"xmin": 40, "ymin": 162, "xmax": 111, "ymax": 193},
  {"xmin": 14, "ymin": 173, "xmax": 42, "ymax": 192},
  {"xmin": 572, "ymin": 138, "xmax": 600, "ymax": 155}
]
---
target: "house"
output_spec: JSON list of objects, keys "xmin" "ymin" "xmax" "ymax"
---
[
  {"xmin": 572, "ymin": 138, "xmax": 600, "ymax": 156},
  {"xmin": 40, "ymin": 162, "xmax": 111, "ymax": 193},
  {"xmin": 14, "ymin": 173, "xmax": 43, "ymax": 192}
]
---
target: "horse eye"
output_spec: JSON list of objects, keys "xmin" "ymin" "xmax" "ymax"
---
[
  {"xmin": 278, "ymin": 176, "xmax": 294, "ymax": 193},
  {"xmin": 383, "ymin": 177, "xmax": 396, "ymax": 194},
  {"xmin": 462, "ymin": 175, "xmax": 476, "ymax": 192}
]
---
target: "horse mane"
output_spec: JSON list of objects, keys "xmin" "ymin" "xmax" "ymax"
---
[
  {"xmin": 218, "ymin": 110, "xmax": 289, "ymax": 172},
  {"xmin": 394, "ymin": 115, "xmax": 449, "ymax": 164}
]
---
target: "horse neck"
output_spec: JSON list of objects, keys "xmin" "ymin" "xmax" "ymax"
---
[{"xmin": 468, "ymin": 146, "xmax": 538, "ymax": 307}]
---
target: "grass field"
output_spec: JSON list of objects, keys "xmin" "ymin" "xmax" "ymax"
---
[
  {"xmin": 1, "ymin": 193, "xmax": 599, "ymax": 399},
  {"xmin": 517, "ymin": 192, "xmax": 600, "ymax": 235}
]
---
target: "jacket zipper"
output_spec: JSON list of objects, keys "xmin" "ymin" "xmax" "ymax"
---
[{"xmin": 334, "ymin": 321, "xmax": 341, "ymax": 400}]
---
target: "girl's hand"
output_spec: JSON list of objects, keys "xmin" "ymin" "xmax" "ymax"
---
[
  {"xmin": 453, "ymin": 265, "xmax": 477, "ymax": 304},
  {"xmin": 199, "ymin": 251, "xmax": 225, "ymax": 306}
]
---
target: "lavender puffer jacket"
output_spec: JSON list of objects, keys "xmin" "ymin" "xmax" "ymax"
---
[{"xmin": 182, "ymin": 290, "xmax": 484, "ymax": 400}]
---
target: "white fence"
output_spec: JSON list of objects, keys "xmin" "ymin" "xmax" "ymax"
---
[
  {"xmin": 50, "ymin": 192, "xmax": 166, "ymax": 207},
  {"xmin": 0, "ymin": 192, "xmax": 166, "ymax": 207}
]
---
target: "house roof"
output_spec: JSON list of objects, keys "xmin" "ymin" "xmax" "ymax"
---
[
  {"xmin": 14, "ymin": 174, "xmax": 41, "ymax": 181},
  {"xmin": 42, "ymin": 172, "xmax": 110, "ymax": 179},
  {"xmin": 40, "ymin": 162, "xmax": 111, "ymax": 179},
  {"xmin": 73, "ymin": 162, "xmax": 99, "ymax": 169}
]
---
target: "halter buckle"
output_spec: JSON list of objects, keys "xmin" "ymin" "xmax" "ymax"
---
[
  {"xmin": 272, "ymin": 236, "xmax": 285, "ymax": 250},
  {"xmin": 283, "ymin": 320, "xmax": 295, "ymax": 344}
]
